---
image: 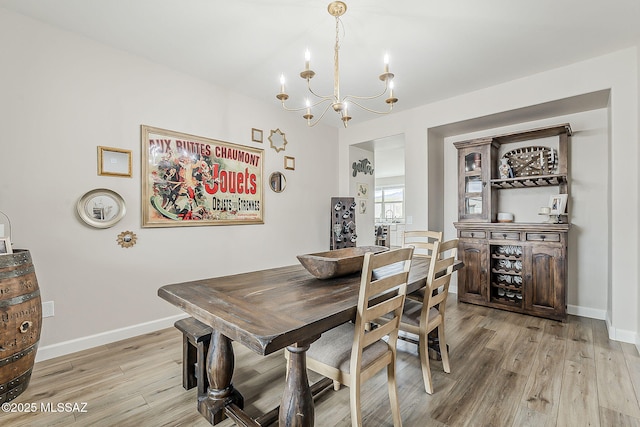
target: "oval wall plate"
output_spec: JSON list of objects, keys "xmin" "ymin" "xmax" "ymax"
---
[{"xmin": 77, "ymin": 188, "xmax": 126, "ymax": 228}]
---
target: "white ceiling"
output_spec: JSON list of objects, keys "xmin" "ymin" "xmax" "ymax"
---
[{"xmin": 2, "ymin": 0, "xmax": 638, "ymax": 128}]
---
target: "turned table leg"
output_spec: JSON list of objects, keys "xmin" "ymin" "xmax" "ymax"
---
[
  {"xmin": 279, "ymin": 343, "xmax": 314, "ymax": 427},
  {"xmin": 198, "ymin": 330, "xmax": 244, "ymax": 425}
]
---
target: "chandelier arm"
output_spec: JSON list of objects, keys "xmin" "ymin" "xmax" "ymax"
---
[
  {"xmin": 306, "ymin": 80, "xmax": 338, "ymax": 102},
  {"xmin": 280, "ymin": 98, "xmax": 333, "ymax": 113},
  {"xmin": 279, "ymin": 102, "xmax": 307, "ymax": 113},
  {"xmin": 306, "ymin": 101, "xmax": 336, "ymax": 127},
  {"xmin": 309, "ymin": 98, "xmax": 334, "ymax": 109},
  {"xmin": 282, "ymin": 98, "xmax": 333, "ymax": 115},
  {"xmin": 344, "ymin": 99, "xmax": 395, "ymax": 115},
  {"xmin": 342, "ymin": 84, "xmax": 389, "ymax": 102}
]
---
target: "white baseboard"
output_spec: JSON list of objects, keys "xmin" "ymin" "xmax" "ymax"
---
[
  {"xmin": 35, "ymin": 313, "xmax": 188, "ymax": 362},
  {"xmin": 566, "ymin": 304, "xmax": 606, "ymax": 320},
  {"xmin": 605, "ymin": 316, "xmax": 638, "ymax": 345}
]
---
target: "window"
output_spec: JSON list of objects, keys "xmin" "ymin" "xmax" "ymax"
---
[{"xmin": 375, "ymin": 186, "xmax": 404, "ymax": 221}]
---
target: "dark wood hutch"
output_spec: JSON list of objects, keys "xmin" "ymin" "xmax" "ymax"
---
[{"xmin": 453, "ymin": 124, "xmax": 571, "ymax": 321}]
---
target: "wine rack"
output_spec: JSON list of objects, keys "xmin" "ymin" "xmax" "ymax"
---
[
  {"xmin": 330, "ymin": 197, "xmax": 357, "ymax": 250},
  {"xmin": 490, "ymin": 245, "xmax": 523, "ymax": 307}
]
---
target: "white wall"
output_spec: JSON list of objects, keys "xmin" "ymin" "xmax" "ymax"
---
[
  {"xmin": 0, "ymin": 9, "xmax": 339, "ymax": 360},
  {"xmin": 339, "ymin": 47, "xmax": 639, "ymax": 343}
]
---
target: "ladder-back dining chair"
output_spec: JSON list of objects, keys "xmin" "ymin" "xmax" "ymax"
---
[
  {"xmin": 303, "ymin": 247, "xmax": 414, "ymax": 427},
  {"xmin": 397, "ymin": 238, "xmax": 458, "ymax": 394},
  {"xmin": 401, "ymin": 230, "xmax": 442, "ymax": 257},
  {"xmin": 402, "ymin": 230, "xmax": 442, "ymax": 302}
]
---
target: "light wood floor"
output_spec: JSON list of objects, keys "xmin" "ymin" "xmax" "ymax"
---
[{"xmin": 3, "ymin": 297, "xmax": 640, "ymax": 427}]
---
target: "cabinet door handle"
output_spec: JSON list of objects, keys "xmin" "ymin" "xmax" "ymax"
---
[
  {"xmin": 540, "ymin": 235, "xmax": 546, "ymax": 241},
  {"xmin": 470, "ymin": 232, "xmax": 475, "ymax": 238},
  {"xmin": 503, "ymin": 233, "xmax": 507, "ymax": 239}
]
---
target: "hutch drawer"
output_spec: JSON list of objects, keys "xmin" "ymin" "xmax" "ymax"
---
[
  {"xmin": 459, "ymin": 231, "xmax": 486, "ymax": 239},
  {"xmin": 526, "ymin": 232, "xmax": 561, "ymax": 242},
  {"xmin": 490, "ymin": 231, "xmax": 521, "ymax": 241}
]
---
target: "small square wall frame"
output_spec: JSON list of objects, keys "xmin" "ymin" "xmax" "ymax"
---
[{"xmin": 98, "ymin": 146, "xmax": 132, "ymax": 177}]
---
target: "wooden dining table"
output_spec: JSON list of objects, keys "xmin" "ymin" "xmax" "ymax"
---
[{"xmin": 158, "ymin": 255, "xmax": 462, "ymax": 427}]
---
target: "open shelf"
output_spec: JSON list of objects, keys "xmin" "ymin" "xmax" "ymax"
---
[
  {"xmin": 492, "ymin": 268, "xmax": 522, "ymax": 275},
  {"xmin": 491, "ymin": 294, "xmax": 523, "ymax": 307},
  {"xmin": 491, "ymin": 282, "xmax": 522, "ymax": 291},
  {"xmin": 491, "ymin": 253, "xmax": 522, "ymax": 260},
  {"xmin": 490, "ymin": 174, "xmax": 567, "ymax": 189}
]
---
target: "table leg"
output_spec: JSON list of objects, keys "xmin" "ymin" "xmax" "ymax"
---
[
  {"xmin": 198, "ymin": 330, "xmax": 244, "ymax": 425},
  {"xmin": 279, "ymin": 344, "xmax": 314, "ymax": 427}
]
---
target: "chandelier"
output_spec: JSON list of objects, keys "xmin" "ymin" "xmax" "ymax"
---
[{"xmin": 276, "ymin": 1, "xmax": 398, "ymax": 128}]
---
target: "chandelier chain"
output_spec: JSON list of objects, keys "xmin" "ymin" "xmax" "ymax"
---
[{"xmin": 334, "ymin": 16, "xmax": 342, "ymax": 102}]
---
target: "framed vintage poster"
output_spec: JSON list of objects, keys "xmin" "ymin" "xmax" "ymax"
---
[{"xmin": 141, "ymin": 125, "xmax": 264, "ymax": 227}]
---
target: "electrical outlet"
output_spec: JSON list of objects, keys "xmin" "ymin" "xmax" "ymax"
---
[{"xmin": 42, "ymin": 301, "xmax": 54, "ymax": 318}]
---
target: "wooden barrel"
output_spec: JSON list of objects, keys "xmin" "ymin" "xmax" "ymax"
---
[{"xmin": 0, "ymin": 250, "xmax": 42, "ymax": 403}]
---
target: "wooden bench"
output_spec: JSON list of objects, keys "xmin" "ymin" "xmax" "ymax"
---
[{"xmin": 174, "ymin": 317, "xmax": 213, "ymax": 395}]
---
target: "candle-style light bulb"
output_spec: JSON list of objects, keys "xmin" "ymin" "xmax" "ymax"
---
[
  {"xmin": 384, "ymin": 53, "xmax": 390, "ymax": 73},
  {"xmin": 389, "ymin": 80, "xmax": 394, "ymax": 98},
  {"xmin": 305, "ymin": 49, "xmax": 310, "ymax": 71},
  {"xmin": 303, "ymin": 98, "xmax": 313, "ymax": 123},
  {"xmin": 279, "ymin": 74, "xmax": 285, "ymax": 93}
]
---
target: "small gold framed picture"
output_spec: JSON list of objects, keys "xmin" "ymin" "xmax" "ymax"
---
[
  {"xmin": 284, "ymin": 156, "xmax": 295, "ymax": 170},
  {"xmin": 252, "ymin": 128, "xmax": 263, "ymax": 143},
  {"xmin": 98, "ymin": 146, "xmax": 132, "ymax": 177}
]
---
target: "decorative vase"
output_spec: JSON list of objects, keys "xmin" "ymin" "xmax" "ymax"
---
[{"xmin": 499, "ymin": 158, "xmax": 511, "ymax": 179}]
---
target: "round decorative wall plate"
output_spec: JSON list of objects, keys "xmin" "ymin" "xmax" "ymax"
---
[
  {"xmin": 77, "ymin": 188, "xmax": 126, "ymax": 228},
  {"xmin": 502, "ymin": 146, "xmax": 557, "ymax": 177}
]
